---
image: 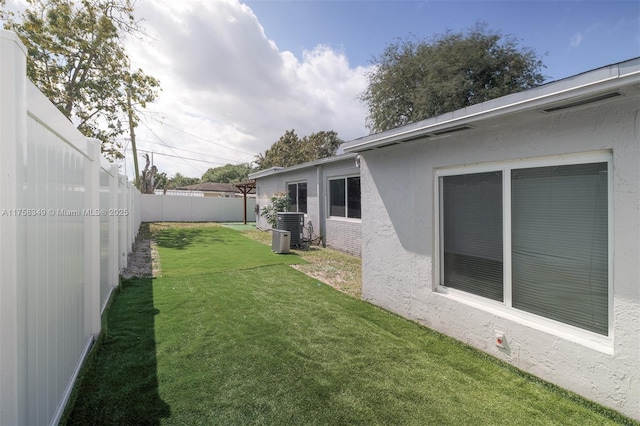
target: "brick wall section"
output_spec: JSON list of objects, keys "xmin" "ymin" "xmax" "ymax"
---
[{"xmin": 325, "ymin": 218, "xmax": 361, "ymax": 257}]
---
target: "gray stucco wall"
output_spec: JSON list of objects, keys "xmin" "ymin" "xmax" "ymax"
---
[
  {"xmin": 255, "ymin": 168, "xmax": 319, "ymax": 235},
  {"xmin": 254, "ymin": 157, "xmax": 361, "ymax": 257},
  {"xmin": 358, "ymin": 95, "xmax": 639, "ymax": 418}
]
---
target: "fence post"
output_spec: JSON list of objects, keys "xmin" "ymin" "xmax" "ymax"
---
[
  {"xmin": 119, "ymin": 174, "xmax": 126, "ymax": 270},
  {"xmin": 0, "ymin": 30, "xmax": 28, "ymax": 426},
  {"xmin": 109, "ymin": 164, "xmax": 119, "ymax": 289},
  {"xmin": 127, "ymin": 181, "xmax": 133, "ymax": 252},
  {"xmin": 84, "ymin": 139, "xmax": 101, "ymax": 337}
]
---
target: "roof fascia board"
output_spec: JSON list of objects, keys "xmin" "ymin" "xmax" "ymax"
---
[
  {"xmin": 248, "ymin": 167, "xmax": 284, "ymax": 179},
  {"xmin": 249, "ymin": 153, "xmax": 357, "ymax": 180}
]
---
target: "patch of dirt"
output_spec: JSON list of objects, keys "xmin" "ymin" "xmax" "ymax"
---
[
  {"xmin": 151, "ymin": 241, "xmax": 161, "ymax": 277},
  {"xmin": 290, "ymin": 264, "xmax": 360, "ymax": 298},
  {"xmin": 121, "ymin": 234, "xmax": 161, "ymax": 279},
  {"xmin": 290, "ymin": 264, "xmax": 347, "ymax": 286}
]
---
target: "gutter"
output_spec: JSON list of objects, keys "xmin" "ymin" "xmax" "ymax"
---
[{"xmin": 249, "ymin": 153, "xmax": 358, "ymax": 179}]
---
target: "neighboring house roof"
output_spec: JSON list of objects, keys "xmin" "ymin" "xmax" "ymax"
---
[
  {"xmin": 176, "ymin": 182, "xmax": 243, "ymax": 193},
  {"xmin": 342, "ymin": 57, "xmax": 640, "ymax": 153},
  {"xmin": 249, "ymin": 153, "xmax": 359, "ymax": 180}
]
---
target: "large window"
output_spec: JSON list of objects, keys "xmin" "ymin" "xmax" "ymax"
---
[
  {"xmin": 439, "ymin": 155, "xmax": 609, "ymax": 336},
  {"xmin": 329, "ymin": 176, "xmax": 361, "ymax": 219},
  {"xmin": 442, "ymin": 171, "xmax": 504, "ymax": 302},
  {"xmin": 288, "ymin": 182, "xmax": 307, "ymax": 213}
]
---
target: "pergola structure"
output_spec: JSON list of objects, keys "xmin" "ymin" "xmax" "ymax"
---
[{"xmin": 234, "ymin": 180, "xmax": 256, "ymax": 224}]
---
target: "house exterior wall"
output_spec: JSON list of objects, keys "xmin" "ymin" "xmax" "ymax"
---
[
  {"xmin": 254, "ymin": 175, "xmax": 278, "ymax": 230},
  {"xmin": 255, "ymin": 168, "xmax": 319, "ymax": 234},
  {"xmin": 325, "ymin": 218, "xmax": 361, "ymax": 257},
  {"xmin": 253, "ymin": 157, "xmax": 361, "ymax": 256},
  {"xmin": 358, "ymin": 95, "xmax": 639, "ymax": 419},
  {"xmin": 322, "ymin": 159, "xmax": 362, "ymax": 256}
]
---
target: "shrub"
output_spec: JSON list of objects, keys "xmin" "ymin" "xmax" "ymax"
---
[{"xmin": 260, "ymin": 192, "xmax": 290, "ymax": 228}]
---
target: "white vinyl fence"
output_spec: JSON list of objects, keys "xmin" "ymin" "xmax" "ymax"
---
[
  {"xmin": 141, "ymin": 194, "xmax": 256, "ymax": 222},
  {"xmin": 0, "ymin": 30, "xmax": 141, "ymax": 426}
]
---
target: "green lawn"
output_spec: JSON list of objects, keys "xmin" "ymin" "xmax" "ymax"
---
[
  {"xmin": 62, "ymin": 224, "xmax": 634, "ymax": 425},
  {"xmin": 241, "ymin": 227, "xmax": 362, "ymax": 298}
]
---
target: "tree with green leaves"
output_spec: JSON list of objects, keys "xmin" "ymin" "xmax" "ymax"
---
[
  {"xmin": 360, "ymin": 23, "xmax": 545, "ymax": 133},
  {"xmin": 201, "ymin": 163, "xmax": 252, "ymax": 183},
  {"xmin": 167, "ymin": 173, "xmax": 199, "ymax": 189},
  {"xmin": 1, "ymin": 0, "xmax": 160, "ymax": 160},
  {"xmin": 154, "ymin": 171, "xmax": 168, "ymax": 191},
  {"xmin": 255, "ymin": 129, "xmax": 343, "ymax": 170}
]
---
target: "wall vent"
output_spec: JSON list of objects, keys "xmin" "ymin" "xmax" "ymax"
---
[
  {"xmin": 377, "ymin": 141, "xmax": 401, "ymax": 148},
  {"xmin": 543, "ymin": 91, "xmax": 622, "ymax": 112},
  {"xmin": 430, "ymin": 125, "xmax": 474, "ymax": 136},
  {"xmin": 403, "ymin": 134, "xmax": 431, "ymax": 143}
]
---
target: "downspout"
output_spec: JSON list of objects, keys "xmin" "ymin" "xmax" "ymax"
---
[{"xmin": 317, "ymin": 164, "xmax": 326, "ymax": 247}]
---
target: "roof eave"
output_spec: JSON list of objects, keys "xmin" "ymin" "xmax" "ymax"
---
[
  {"xmin": 343, "ymin": 59, "xmax": 640, "ymax": 153},
  {"xmin": 249, "ymin": 153, "xmax": 358, "ymax": 179},
  {"xmin": 248, "ymin": 167, "xmax": 284, "ymax": 179}
]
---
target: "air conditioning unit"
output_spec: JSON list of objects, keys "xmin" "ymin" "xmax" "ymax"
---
[
  {"xmin": 271, "ymin": 229, "xmax": 291, "ymax": 254},
  {"xmin": 277, "ymin": 212, "xmax": 304, "ymax": 248}
]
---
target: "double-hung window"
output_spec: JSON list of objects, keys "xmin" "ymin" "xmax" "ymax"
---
[
  {"xmin": 438, "ymin": 153, "xmax": 610, "ymax": 336},
  {"xmin": 329, "ymin": 176, "xmax": 361, "ymax": 219},
  {"xmin": 288, "ymin": 182, "xmax": 307, "ymax": 213}
]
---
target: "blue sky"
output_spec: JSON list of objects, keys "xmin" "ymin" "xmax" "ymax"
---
[
  {"xmin": 139, "ymin": 0, "xmax": 640, "ymax": 177},
  {"xmin": 8, "ymin": 0, "xmax": 639, "ymax": 178},
  {"xmin": 245, "ymin": 0, "xmax": 639, "ymax": 81}
]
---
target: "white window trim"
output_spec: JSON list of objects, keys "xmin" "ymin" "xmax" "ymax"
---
[
  {"xmin": 327, "ymin": 175, "xmax": 361, "ymax": 220},
  {"xmin": 326, "ymin": 216, "xmax": 362, "ymax": 224},
  {"xmin": 433, "ymin": 150, "xmax": 613, "ymax": 352}
]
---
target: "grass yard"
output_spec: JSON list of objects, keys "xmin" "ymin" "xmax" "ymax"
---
[
  {"xmin": 241, "ymin": 227, "xmax": 362, "ymax": 298},
  {"xmin": 62, "ymin": 224, "xmax": 634, "ymax": 425}
]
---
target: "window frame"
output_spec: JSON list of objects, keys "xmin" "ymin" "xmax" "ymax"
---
[
  {"xmin": 434, "ymin": 151, "xmax": 613, "ymax": 347},
  {"xmin": 327, "ymin": 175, "xmax": 361, "ymax": 220},
  {"xmin": 287, "ymin": 181, "xmax": 307, "ymax": 214}
]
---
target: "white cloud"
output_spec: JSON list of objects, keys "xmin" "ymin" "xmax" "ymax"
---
[
  {"xmin": 570, "ymin": 31, "xmax": 584, "ymax": 47},
  {"xmin": 125, "ymin": 0, "xmax": 371, "ymax": 178}
]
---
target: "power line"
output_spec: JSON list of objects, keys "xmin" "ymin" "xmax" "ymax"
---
[
  {"xmin": 161, "ymin": 121, "xmax": 257, "ymax": 156},
  {"xmin": 135, "ymin": 138, "xmax": 248, "ymax": 165},
  {"xmin": 136, "ymin": 149, "xmax": 227, "ymax": 166},
  {"xmin": 139, "ymin": 110, "xmax": 257, "ymax": 157},
  {"xmin": 143, "ymin": 124, "xmax": 205, "ymax": 176}
]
